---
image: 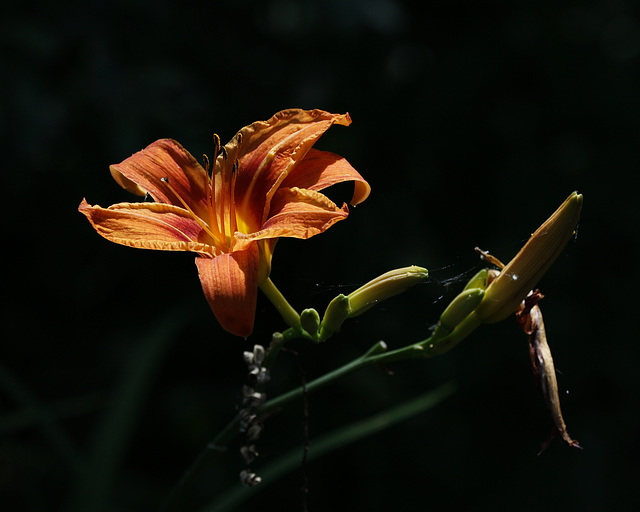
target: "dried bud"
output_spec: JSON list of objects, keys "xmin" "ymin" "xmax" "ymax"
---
[
  {"xmin": 475, "ymin": 191, "xmax": 583, "ymax": 323},
  {"xmin": 243, "ymin": 351, "xmax": 255, "ymax": 366},
  {"xmin": 252, "ymin": 345, "xmax": 265, "ymax": 366},
  {"xmin": 239, "ymin": 469, "xmax": 262, "ymax": 487},
  {"xmin": 517, "ymin": 294, "xmax": 581, "ymax": 452},
  {"xmin": 240, "ymin": 444, "xmax": 259, "ymax": 464}
]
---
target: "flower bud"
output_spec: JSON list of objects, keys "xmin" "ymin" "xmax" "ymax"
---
[
  {"xmin": 318, "ymin": 266, "xmax": 428, "ymax": 342},
  {"xmin": 347, "ymin": 265, "xmax": 429, "ymax": 317},
  {"xmin": 474, "ymin": 191, "xmax": 583, "ymax": 323},
  {"xmin": 318, "ymin": 294, "xmax": 350, "ymax": 342},
  {"xmin": 462, "ymin": 268, "xmax": 489, "ymax": 292},
  {"xmin": 431, "ymin": 287, "xmax": 485, "ymax": 341},
  {"xmin": 300, "ymin": 308, "xmax": 321, "ymax": 338},
  {"xmin": 425, "ymin": 269, "xmax": 488, "ymax": 352}
]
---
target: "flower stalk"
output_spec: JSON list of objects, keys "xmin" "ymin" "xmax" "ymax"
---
[
  {"xmin": 258, "ymin": 278, "xmax": 302, "ymax": 332},
  {"xmin": 318, "ymin": 266, "xmax": 429, "ymax": 341}
]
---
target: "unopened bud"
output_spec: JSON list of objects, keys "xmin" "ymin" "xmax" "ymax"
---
[
  {"xmin": 462, "ymin": 268, "xmax": 489, "ymax": 292},
  {"xmin": 300, "ymin": 308, "xmax": 321, "ymax": 338},
  {"xmin": 475, "ymin": 191, "xmax": 583, "ymax": 323},
  {"xmin": 318, "ymin": 294, "xmax": 350, "ymax": 342},
  {"xmin": 317, "ymin": 266, "xmax": 428, "ymax": 342},
  {"xmin": 432, "ymin": 287, "xmax": 485, "ymax": 341},
  {"xmin": 347, "ymin": 265, "xmax": 429, "ymax": 317},
  {"xmin": 426, "ymin": 269, "xmax": 488, "ymax": 352}
]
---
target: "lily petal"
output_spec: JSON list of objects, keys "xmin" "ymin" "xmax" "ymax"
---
[
  {"xmin": 280, "ymin": 148, "xmax": 371, "ymax": 206},
  {"xmin": 236, "ymin": 187, "xmax": 349, "ymax": 242},
  {"xmin": 195, "ymin": 245, "xmax": 260, "ymax": 338},
  {"xmin": 78, "ymin": 198, "xmax": 214, "ymax": 255},
  {"xmin": 232, "ymin": 109, "xmax": 352, "ymax": 231},
  {"xmin": 110, "ymin": 139, "xmax": 210, "ymax": 219}
]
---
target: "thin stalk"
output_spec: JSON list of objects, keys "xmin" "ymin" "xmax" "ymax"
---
[
  {"xmin": 199, "ymin": 381, "xmax": 458, "ymax": 512},
  {"xmin": 160, "ymin": 332, "xmax": 455, "ymax": 512},
  {"xmin": 259, "ymin": 278, "xmax": 302, "ymax": 331}
]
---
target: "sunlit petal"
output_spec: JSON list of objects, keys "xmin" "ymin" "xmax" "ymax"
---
[
  {"xmin": 79, "ymin": 198, "xmax": 214, "ymax": 255},
  {"xmin": 236, "ymin": 187, "xmax": 348, "ymax": 242},
  {"xmin": 232, "ymin": 109, "xmax": 352, "ymax": 230},
  {"xmin": 110, "ymin": 139, "xmax": 210, "ymax": 219},
  {"xmin": 195, "ymin": 245, "xmax": 260, "ymax": 338},
  {"xmin": 280, "ymin": 148, "xmax": 371, "ymax": 206}
]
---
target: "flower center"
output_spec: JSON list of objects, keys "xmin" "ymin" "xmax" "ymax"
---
[
  {"xmin": 160, "ymin": 176, "xmax": 228, "ymax": 254},
  {"xmin": 159, "ymin": 135, "xmax": 242, "ymax": 255}
]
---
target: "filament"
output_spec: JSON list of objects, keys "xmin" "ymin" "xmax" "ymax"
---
[{"xmin": 160, "ymin": 177, "xmax": 225, "ymax": 252}]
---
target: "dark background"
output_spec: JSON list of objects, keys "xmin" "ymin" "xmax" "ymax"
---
[{"xmin": 3, "ymin": 0, "xmax": 639, "ymax": 510}]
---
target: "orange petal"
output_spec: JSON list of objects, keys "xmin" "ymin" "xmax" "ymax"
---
[
  {"xmin": 109, "ymin": 139, "xmax": 210, "ymax": 219},
  {"xmin": 236, "ymin": 187, "xmax": 349, "ymax": 242},
  {"xmin": 280, "ymin": 148, "xmax": 371, "ymax": 206},
  {"xmin": 78, "ymin": 198, "xmax": 214, "ymax": 255},
  {"xmin": 195, "ymin": 245, "xmax": 260, "ymax": 337},
  {"xmin": 232, "ymin": 109, "xmax": 352, "ymax": 231}
]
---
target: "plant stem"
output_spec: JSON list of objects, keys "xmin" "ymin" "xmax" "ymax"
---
[
  {"xmin": 159, "ymin": 325, "xmax": 468, "ymax": 512},
  {"xmin": 201, "ymin": 381, "xmax": 458, "ymax": 512},
  {"xmin": 259, "ymin": 278, "xmax": 302, "ymax": 330}
]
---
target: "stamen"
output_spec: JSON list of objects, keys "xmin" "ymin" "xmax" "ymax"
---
[
  {"xmin": 214, "ymin": 151, "xmax": 226, "ymax": 246},
  {"xmin": 202, "ymin": 154, "xmax": 210, "ymax": 175},
  {"xmin": 202, "ymin": 155, "xmax": 220, "ymax": 245},
  {"xmin": 227, "ymin": 160, "xmax": 238, "ymax": 241},
  {"xmin": 160, "ymin": 177, "xmax": 224, "ymax": 251},
  {"xmin": 208, "ymin": 135, "xmax": 223, "ymax": 242}
]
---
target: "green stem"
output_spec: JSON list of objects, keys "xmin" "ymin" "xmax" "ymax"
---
[
  {"xmin": 262, "ymin": 340, "xmax": 392, "ymax": 414},
  {"xmin": 201, "ymin": 381, "xmax": 458, "ymax": 512},
  {"xmin": 259, "ymin": 278, "xmax": 301, "ymax": 330},
  {"xmin": 160, "ymin": 328, "xmax": 467, "ymax": 512}
]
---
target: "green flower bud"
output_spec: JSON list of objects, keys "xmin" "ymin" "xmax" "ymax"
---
[
  {"xmin": 432, "ymin": 287, "xmax": 485, "ymax": 341},
  {"xmin": 300, "ymin": 308, "xmax": 321, "ymax": 338},
  {"xmin": 318, "ymin": 266, "xmax": 428, "ymax": 342},
  {"xmin": 318, "ymin": 294, "xmax": 350, "ymax": 342},
  {"xmin": 347, "ymin": 265, "xmax": 429, "ymax": 317},
  {"xmin": 462, "ymin": 268, "xmax": 489, "ymax": 292},
  {"xmin": 475, "ymin": 191, "xmax": 583, "ymax": 323}
]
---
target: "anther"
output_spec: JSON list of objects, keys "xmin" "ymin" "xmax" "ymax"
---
[{"xmin": 202, "ymin": 154, "xmax": 210, "ymax": 174}]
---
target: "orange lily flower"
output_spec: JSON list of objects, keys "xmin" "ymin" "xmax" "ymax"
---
[{"xmin": 79, "ymin": 109, "xmax": 370, "ymax": 337}]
